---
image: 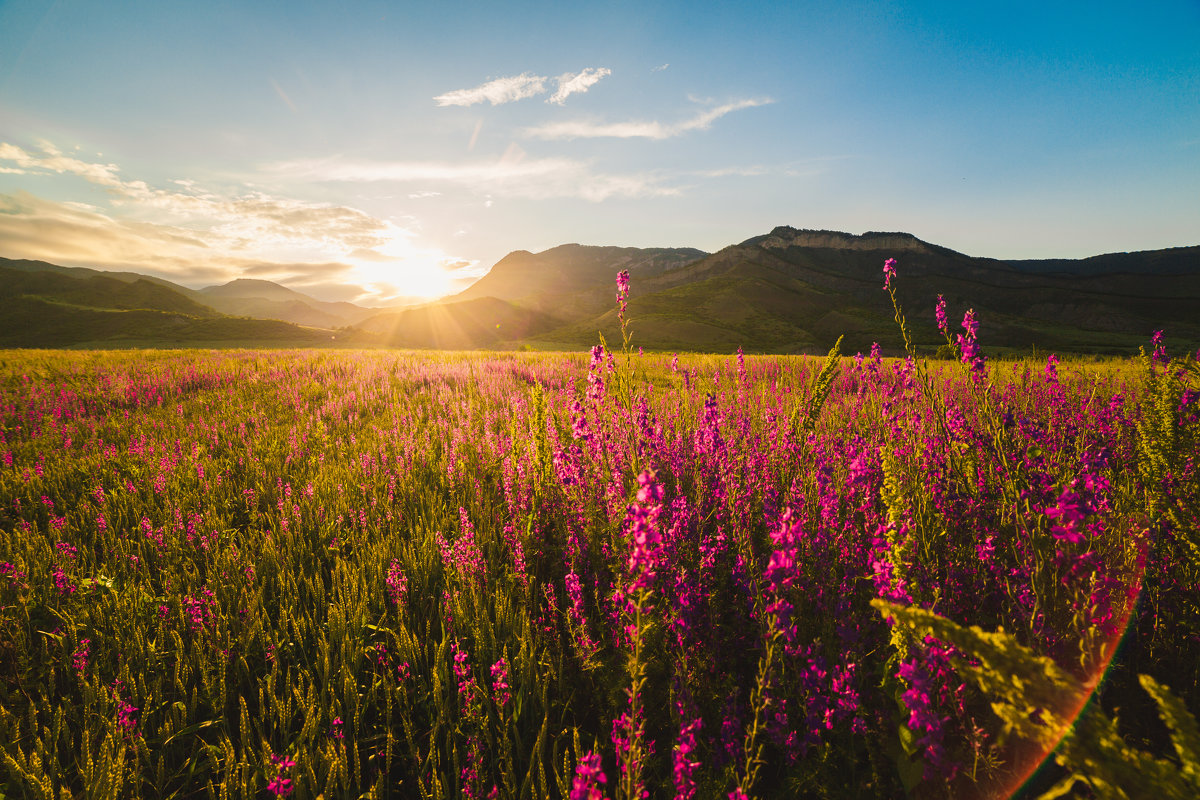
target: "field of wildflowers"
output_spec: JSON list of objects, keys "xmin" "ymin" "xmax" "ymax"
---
[{"xmin": 0, "ymin": 264, "xmax": 1198, "ymax": 799}]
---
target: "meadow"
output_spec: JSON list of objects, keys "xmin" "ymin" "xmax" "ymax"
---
[{"xmin": 0, "ymin": 269, "xmax": 1197, "ymax": 799}]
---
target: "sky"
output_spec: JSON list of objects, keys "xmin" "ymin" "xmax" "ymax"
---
[{"xmin": 1, "ymin": 0, "xmax": 1197, "ymax": 305}]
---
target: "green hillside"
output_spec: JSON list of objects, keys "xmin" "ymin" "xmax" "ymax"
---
[
  {"xmin": 523, "ymin": 229, "xmax": 1200, "ymax": 354},
  {"xmin": 0, "ymin": 266, "xmax": 219, "ymax": 317},
  {"xmin": 2, "ymin": 229, "xmax": 1197, "ymax": 353}
]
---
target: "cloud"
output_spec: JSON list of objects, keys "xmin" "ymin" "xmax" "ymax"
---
[
  {"xmin": 433, "ymin": 73, "xmax": 547, "ymax": 107},
  {"xmin": 691, "ymin": 166, "xmax": 770, "ymax": 178},
  {"xmin": 652, "ymin": 63, "xmax": 669, "ymax": 72},
  {"xmin": 0, "ymin": 141, "xmax": 477, "ymax": 301},
  {"xmin": 0, "ymin": 141, "xmax": 125, "ymax": 187},
  {"xmin": 547, "ymin": 67, "xmax": 611, "ymax": 105},
  {"xmin": 240, "ymin": 260, "xmax": 353, "ymax": 280},
  {"xmin": 523, "ymin": 97, "xmax": 773, "ymax": 140},
  {"xmin": 269, "ymin": 151, "xmax": 679, "ymax": 202}
]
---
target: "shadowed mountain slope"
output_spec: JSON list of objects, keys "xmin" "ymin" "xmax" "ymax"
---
[
  {"xmin": 0, "ymin": 264, "xmax": 358, "ymax": 348},
  {"xmin": 453, "ymin": 244, "xmax": 708, "ymax": 321},
  {"xmin": 0, "ymin": 266, "xmax": 219, "ymax": 317},
  {"xmin": 483, "ymin": 228, "xmax": 1200, "ymax": 354}
]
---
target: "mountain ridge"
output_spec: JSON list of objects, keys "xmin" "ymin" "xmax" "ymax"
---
[{"xmin": 3, "ymin": 228, "xmax": 1197, "ymax": 352}]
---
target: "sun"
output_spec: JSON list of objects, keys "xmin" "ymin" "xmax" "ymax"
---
[
  {"xmin": 346, "ymin": 226, "xmax": 470, "ymax": 302},
  {"xmin": 348, "ymin": 258, "xmax": 455, "ymax": 301}
]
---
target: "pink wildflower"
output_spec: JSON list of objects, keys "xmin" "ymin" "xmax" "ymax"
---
[
  {"xmin": 882, "ymin": 257, "xmax": 897, "ymax": 290},
  {"xmin": 570, "ymin": 751, "xmax": 607, "ymax": 800},
  {"xmin": 491, "ymin": 657, "xmax": 511, "ymax": 708}
]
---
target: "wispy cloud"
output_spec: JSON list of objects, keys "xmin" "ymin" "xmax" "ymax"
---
[
  {"xmin": 547, "ymin": 67, "xmax": 611, "ymax": 105},
  {"xmin": 652, "ymin": 63, "xmax": 669, "ymax": 72},
  {"xmin": 0, "ymin": 140, "xmax": 474, "ymax": 300},
  {"xmin": 0, "ymin": 140, "xmax": 125, "ymax": 186},
  {"xmin": 691, "ymin": 166, "xmax": 770, "ymax": 178},
  {"xmin": 270, "ymin": 148, "xmax": 679, "ymax": 202},
  {"xmin": 433, "ymin": 73, "xmax": 547, "ymax": 107},
  {"xmin": 434, "ymin": 67, "xmax": 611, "ymax": 107},
  {"xmin": 523, "ymin": 97, "xmax": 773, "ymax": 140}
]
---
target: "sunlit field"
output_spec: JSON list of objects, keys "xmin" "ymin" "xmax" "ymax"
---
[{"xmin": 1, "ymin": 273, "xmax": 1198, "ymax": 800}]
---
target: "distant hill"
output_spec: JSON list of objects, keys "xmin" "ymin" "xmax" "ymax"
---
[
  {"xmin": 0, "ymin": 265, "xmax": 219, "ymax": 317},
  {"xmin": 196, "ymin": 279, "xmax": 377, "ymax": 328},
  {"xmin": 0, "ymin": 257, "xmax": 201, "ymax": 293},
  {"xmin": 0, "ymin": 261, "xmax": 361, "ymax": 348}
]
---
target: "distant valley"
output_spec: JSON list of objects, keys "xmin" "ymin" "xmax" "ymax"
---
[{"xmin": 2, "ymin": 228, "xmax": 1197, "ymax": 355}]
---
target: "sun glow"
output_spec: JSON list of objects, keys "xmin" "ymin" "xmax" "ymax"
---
[
  {"xmin": 345, "ymin": 226, "xmax": 475, "ymax": 303},
  {"xmin": 347, "ymin": 259, "xmax": 455, "ymax": 302}
]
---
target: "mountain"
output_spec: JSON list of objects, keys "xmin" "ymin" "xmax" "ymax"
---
[
  {"xmin": 3, "ymin": 231, "xmax": 1197, "ymax": 353},
  {"xmin": 0, "ymin": 257, "xmax": 201, "ymax": 293},
  {"xmin": 0, "ymin": 265, "xmax": 219, "ymax": 318},
  {"xmin": 196, "ymin": 279, "xmax": 377, "ymax": 328},
  {"xmin": 439, "ymin": 229, "xmax": 1200, "ymax": 354},
  {"xmin": 554, "ymin": 225, "xmax": 1200, "ymax": 350},
  {"xmin": 0, "ymin": 261, "xmax": 359, "ymax": 348},
  {"xmin": 453, "ymin": 244, "xmax": 708, "ymax": 321}
]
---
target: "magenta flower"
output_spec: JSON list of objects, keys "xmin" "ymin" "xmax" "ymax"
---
[
  {"xmin": 673, "ymin": 717, "xmax": 701, "ymax": 800},
  {"xmin": 117, "ymin": 700, "xmax": 138, "ymax": 733},
  {"xmin": 72, "ymin": 638, "xmax": 90, "ymax": 676},
  {"xmin": 436, "ymin": 509, "xmax": 486, "ymax": 587},
  {"xmin": 491, "ymin": 657, "xmax": 511, "ymax": 708},
  {"xmin": 1045, "ymin": 486, "xmax": 1090, "ymax": 544},
  {"xmin": 1044, "ymin": 353, "xmax": 1060, "ymax": 385},
  {"xmin": 626, "ymin": 470, "xmax": 664, "ymax": 593},
  {"xmin": 587, "ymin": 345, "xmax": 606, "ymax": 402},
  {"xmin": 267, "ymin": 754, "xmax": 297, "ymax": 797},
  {"xmin": 570, "ymin": 751, "xmax": 607, "ymax": 800},
  {"xmin": 956, "ymin": 309, "xmax": 986, "ymax": 375},
  {"xmin": 52, "ymin": 565, "xmax": 76, "ymax": 596},
  {"xmin": 266, "ymin": 776, "xmax": 294, "ymax": 798},
  {"xmin": 882, "ymin": 257, "xmax": 897, "ymax": 290},
  {"xmin": 1151, "ymin": 329, "xmax": 1169, "ymax": 365},
  {"xmin": 0, "ymin": 562, "xmax": 27, "ymax": 590},
  {"xmin": 385, "ymin": 559, "xmax": 408, "ymax": 608},
  {"xmin": 935, "ymin": 294, "xmax": 948, "ymax": 335}
]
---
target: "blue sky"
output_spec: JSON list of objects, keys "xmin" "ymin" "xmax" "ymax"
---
[{"xmin": 1, "ymin": 0, "xmax": 1197, "ymax": 304}]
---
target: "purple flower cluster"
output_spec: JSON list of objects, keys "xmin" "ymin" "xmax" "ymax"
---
[
  {"xmin": 182, "ymin": 587, "xmax": 217, "ymax": 633},
  {"xmin": 72, "ymin": 638, "xmax": 90, "ymax": 676},
  {"xmin": 616, "ymin": 270, "xmax": 631, "ymax": 323},
  {"xmin": 624, "ymin": 471, "xmax": 664, "ymax": 595},
  {"xmin": 956, "ymin": 309, "xmax": 986, "ymax": 375},
  {"xmin": 672, "ymin": 716, "xmax": 701, "ymax": 800},
  {"xmin": 490, "ymin": 657, "xmax": 510, "ymax": 708},
  {"xmin": 267, "ymin": 753, "xmax": 297, "ymax": 797},
  {"xmin": 386, "ymin": 559, "xmax": 408, "ymax": 608},
  {"xmin": 1045, "ymin": 465, "xmax": 1111, "ymax": 545},
  {"xmin": 436, "ymin": 508, "xmax": 486, "ymax": 588},
  {"xmin": 570, "ymin": 751, "xmax": 607, "ymax": 800}
]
